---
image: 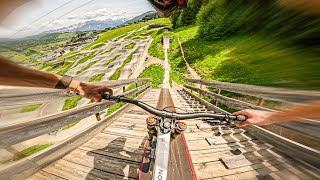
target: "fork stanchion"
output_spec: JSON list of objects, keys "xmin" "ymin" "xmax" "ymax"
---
[{"xmin": 147, "ymin": 117, "xmax": 157, "ymax": 141}]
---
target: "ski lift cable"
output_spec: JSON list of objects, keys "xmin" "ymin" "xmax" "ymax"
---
[
  {"xmin": 10, "ymin": 0, "xmax": 77, "ymax": 38},
  {"xmin": 33, "ymin": 0, "xmax": 96, "ymax": 35}
]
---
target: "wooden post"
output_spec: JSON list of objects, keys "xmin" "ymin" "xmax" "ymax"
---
[
  {"xmin": 95, "ymin": 113, "xmax": 101, "ymax": 121},
  {"xmin": 135, "ymin": 83, "xmax": 138, "ymax": 97},
  {"xmin": 257, "ymin": 98, "xmax": 265, "ymax": 106},
  {"xmin": 200, "ymin": 82, "xmax": 203, "ymax": 98},
  {"xmin": 215, "ymin": 89, "xmax": 221, "ymax": 106},
  {"xmin": 123, "ymin": 86, "xmax": 125, "ymax": 93}
]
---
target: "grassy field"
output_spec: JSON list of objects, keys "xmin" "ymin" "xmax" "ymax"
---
[
  {"xmin": 20, "ymin": 104, "xmax": 42, "ymax": 113},
  {"xmin": 138, "ymin": 64, "xmax": 165, "ymax": 88},
  {"xmin": 164, "ymin": 25, "xmax": 320, "ymax": 90},
  {"xmin": 1, "ymin": 144, "xmax": 53, "ymax": 164},
  {"xmin": 101, "ymin": 47, "xmax": 115, "ymax": 55},
  {"xmin": 84, "ymin": 18, "xmax": 171, "ymax": 50},
  {"xmin": 104, "ymin": 55, "xmax": 121, "ymax": 67},
  {"xmin": 148, "ymin": 30, "xmax": 187, "ymax": 86},
  {"xmin": 124, "ymin": 42, "xmax": 136, "ymax": 49},
  {"xmin": 76, "ymin": 53, "xmax": 96, "ymax": 67},
  {"xmin": 90, "ymin": 43, "xmax": 105, "ymax": 50},
  {"xmin": 89, "ymin": 73, "xmax": 105, "ymax": 82},
  {"xmin": 105, "ymin": 64, "xmax": 164, "ymax": 117},
  {"xmin": 148, "ymin": 32, "xmax": 165, "ymax": 60},
  {"xmin": 77, "ymin": 60, "xmax": 98, "ymax": 75},
  {"xmin": 109, "ymin": 52, "xmax": 134, "ymax": 80},
  {"xmin": 62, "ymin": 96, "xmax": 82, "ymax": 111},
  {"xmin": 105, "ymin": 102, "xmax": 125, "ymax": 116}
]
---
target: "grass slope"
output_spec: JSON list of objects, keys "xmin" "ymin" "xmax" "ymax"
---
[
  {"xmin": 124, "ymin": 42, "xmax": 136, "ymax": 49},
  {"xmin": 20, "ymin": 104, "xmax": 42, "ymax": 113},
  {"xmin": 62, "ymin": 96, "xmax": 82, "ymax": 111},
  {"xmin": 109, "ymin": 52, "xmax": 134, "ymax": 80},
  {"xmin": 77, "ymin": 60, "xmax": 98, "ymax": 75},
  {"xmin": 1, "ymin": 144, "xmax": 53, "ymax": 164},
  {"xmin": 168, "ymin": 25, "xmax": 320, "ymax": 89},
  {"xmin": 139, "ymin": 64, "xmax": 165, "ymax": 88},
  {"xmin": 104, "ymin": 55, "xmax": 121, "ymax": 67},
  {"xmin": 89, "ymin": 73, "xmax": 105, "ymax": 82},
  {"xmin": 84, "ymin": 18, "xmax": 171, "ymax": 49}
]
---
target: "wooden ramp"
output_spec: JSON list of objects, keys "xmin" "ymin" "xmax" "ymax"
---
[
  {"xmin": 25, "ymin": 87, "xmax": 320, "ymax": 180},
  {"xmin": 28, "ymin": 89, "xmax": 161, "ymax": 180},
  {"xmin": 169, "ymin": 89, "xmax": 320, "ymax": 180}
]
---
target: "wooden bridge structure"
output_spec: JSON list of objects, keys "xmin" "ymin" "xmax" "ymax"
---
[{"xmin": 0, "ymin": 78, "xmax": 319, "ymax": 180}]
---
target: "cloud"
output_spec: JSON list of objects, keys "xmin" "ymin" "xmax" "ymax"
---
[
  {"xmin": 0, "ymin": 0, "xmax": 153, "ymax": 38},
  {"xmin": 42, "ymin": 7, "xmax": 142, "ymax": 31}
]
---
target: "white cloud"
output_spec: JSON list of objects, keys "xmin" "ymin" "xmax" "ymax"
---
[{"xmin": 0, "ymin": 0, "xmax": 153, "ymax": 38}]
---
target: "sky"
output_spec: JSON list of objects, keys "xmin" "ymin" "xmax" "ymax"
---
[{"xmin": 0, "ymin": 0, "xmax": 154, "ymax": 38}]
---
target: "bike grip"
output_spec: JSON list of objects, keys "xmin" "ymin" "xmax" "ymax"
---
[
  {"xmin": 236, "ymin": 115, "xmax": 248, "ymax": 121},
  {"xmin": 101, "ymin": 92, "xmax": 111, "ymax": 100}
]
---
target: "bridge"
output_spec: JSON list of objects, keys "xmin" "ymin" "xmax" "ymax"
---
[{"xmin": 0, "ymin": 35, "xmax": 319, "ymax": 180}]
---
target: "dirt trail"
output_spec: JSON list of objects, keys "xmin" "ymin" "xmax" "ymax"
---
[{"xmin": 177, "ymin": 36, "xmax": 201, "ymax": 80}]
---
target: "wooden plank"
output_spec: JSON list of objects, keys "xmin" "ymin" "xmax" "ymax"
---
[
  {"xmin": 215, "ymin": 89, "xmax": 221, "ymax": 106},
  {"xmin": 184, "ymin": 85, "xmax": 272, "ymax": 111},
  {"xmin": 0, "ymin": 89, "xmax": 151, "ymax": 180},
  {"xmin": 194, "ymin": 158, "xmax": 289, "ymax": 179},
  {"xmin": 79, "ymin": 145, "xmax": 144, "ymax": 163},
  {"xmin": 186, "ymin": 78, "xmax": 320, "ymax": 103},
  {"xmin": 41, "ymin": 159, "xmax": 130, "ymax": 180},
  {"xmin": 81, "ymin": 133, "xmax": 146, "ymax": 150},
  {"xmin": 189, "ymin": 144, "xmax": 273, "ymax": 164},
  {"xmin": 109, "ymin": 123, "xmax": 147, "ymax": 131},
  {"xmin": 257, "ymin": 98, "xmax": 265, "ymax": 106},
  {"xmin": 103, "ymin": 128, "xmax": 147, "ymax": 138},
  {"xmin": 110, "ymin": 121, "xmax": 146, "ymax": 128},
  {"xmin": 0, "ymin": 84, "xmax": 150, "ymax": 146},
  {"xmin": 26, "ymin": 170, "xmax": 65, "ymax": 180},
  {"xmin": 244, "ymin": 125, "xmax": 320, "ymax": 168},
  {"xmin": 187, "ymin": 139, "xmax": 264, "ymax": 151},
  {"xmin": 184, "ymin": 86, "xmax": 320, "ymax": 141},
  {"xmin": 61, "ymin": 148, "xmax": 139, "ymax": 178},
  {"xmin": 221, "ymin": 155, "xmax": 252, "ymax": 169}
]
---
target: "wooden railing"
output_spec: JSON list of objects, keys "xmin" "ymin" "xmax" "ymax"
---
[
  {"xmin": 0, "ymin": 78, "xmax": 150, "ymax": 111},
  {"xmin": 186, "ymin": 78, "xmax": 320, "ymax": 103},
  {"xmin": 0, "ymin": 78, "xmax": 151, "ymax": 179},
  {"xmin": 183, "ymin": 79, "xmax": 320, "ymax": 166}
]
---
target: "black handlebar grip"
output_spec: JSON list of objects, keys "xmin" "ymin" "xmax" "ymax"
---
[
  {"xmin": 236, "ymin": 115, "xmax": 248, "ymax": 121},
  {"xmin": 101, "ymin": 92, "xmax": 111, "ymax": 100}
]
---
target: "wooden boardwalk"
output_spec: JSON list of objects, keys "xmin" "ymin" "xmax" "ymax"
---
[
  {"xmin": 25, "ymin": 87, "xmax": 320, "ymax": 180},
  {"xmin": 28, "ymin": 89, "xmax": 160, "ymax": 180},
  {"xmin": 170, "ymin": 89, "xmax": 320, "ymax": 180}
]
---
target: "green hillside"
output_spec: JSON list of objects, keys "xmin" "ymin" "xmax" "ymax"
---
[{"xmin": 163, "ymin": 0, "xmax": 320, "ymax": 90}]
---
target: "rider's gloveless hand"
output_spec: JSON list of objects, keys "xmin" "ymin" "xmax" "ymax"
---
[
  {"xmin": 68, "ymin": 81, "xmax": 113, "ymax": 102},
  {"xmin": 232, "ymin": 109, "xmax": 275, "ymax": 127}
]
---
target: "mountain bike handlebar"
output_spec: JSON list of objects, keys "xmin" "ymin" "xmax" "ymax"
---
[{"xmin": 101, "ymin": 93, "xmax": 247, "ymax": 121}]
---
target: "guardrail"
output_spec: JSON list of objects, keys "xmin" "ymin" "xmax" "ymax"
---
[
  {"xmin": 0, "ymin": 78, "xmax": 150, "ymax": 111},
  {"xmin": 183, "ymin": 79, "xmax": 320, "ymax": 166},
  {"xmin": 0, "ymin": 79, "xmax": 151, "ymax": 179},
  {"xmin": 186, "ymin": 78, "xmax": 320, "ymax": 103}
]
